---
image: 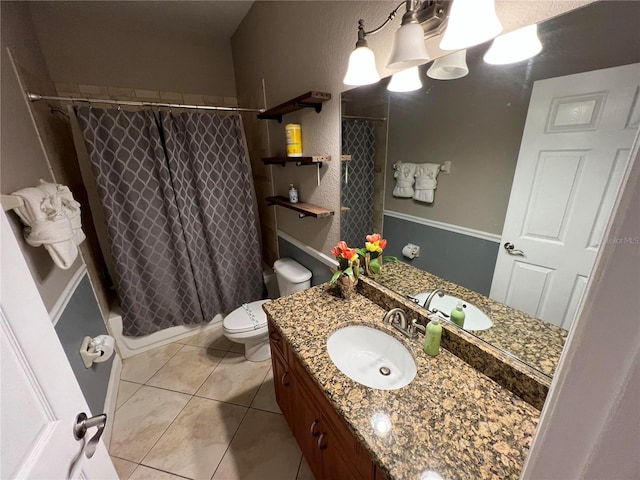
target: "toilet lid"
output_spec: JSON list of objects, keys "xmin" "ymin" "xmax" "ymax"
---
[{"xmin": 223, "ymin": 300, "xmax": 270, "ymax": 333}]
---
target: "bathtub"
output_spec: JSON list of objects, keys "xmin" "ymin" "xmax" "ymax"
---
[{"xmin": 106, "ymin": 263, "xmax": 277, "ymax": 359}]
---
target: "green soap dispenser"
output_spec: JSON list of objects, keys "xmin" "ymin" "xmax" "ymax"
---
[
  {"xmin": 423, "ymin": 317, "xmax": 442, "ymax": 356},
  {"xmin": 450, "ymin": 302, "xmax": 466, "ymax": 328}
]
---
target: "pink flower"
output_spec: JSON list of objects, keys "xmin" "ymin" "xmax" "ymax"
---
[
  {"xmin": 379, "ymin": 239, "xmax": 387, "ymax": 250},
  {"xmin": 337, "ymin": 241, "xmax": 348, "ymax": 251},
  {"xmin": 366, "ymin": 233, "xmax": 381, "ymax": 243}
]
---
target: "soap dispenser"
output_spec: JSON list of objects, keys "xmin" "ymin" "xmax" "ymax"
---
[
  {"xmin": 423, "ymin": 316, "xmax": 442, "ymax": 357},
  {"xmin": 450, "ymin": 302, "xmax": 466, "ymax": 328}
]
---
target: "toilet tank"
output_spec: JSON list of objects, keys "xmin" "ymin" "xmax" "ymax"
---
[{"xmin": 273, "ymin": 258, "xmax": 312, "ymax": 297}]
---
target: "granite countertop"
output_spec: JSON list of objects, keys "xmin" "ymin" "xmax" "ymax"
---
[
  {"xmin": 373, "ymin": 262, "xmax": 568, "ymax": 378},
  {"xmin": 264, "ymin": 284, "xmax": 540, "ymax": 480}
]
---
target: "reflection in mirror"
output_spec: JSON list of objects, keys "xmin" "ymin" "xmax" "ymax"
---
[{"xmin": 341, "ymin": 1, "xmax": 640, "ymax": 378}]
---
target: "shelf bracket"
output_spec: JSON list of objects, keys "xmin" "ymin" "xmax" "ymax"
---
[{"xmin": 295, "ymin": 161, "xmax": 323, "ymax": 168}]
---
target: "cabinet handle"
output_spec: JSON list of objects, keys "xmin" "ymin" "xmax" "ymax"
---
[
  {"xmin": 281, "ymin": 372, "xmax": 290, "ymax": 386},
  {"xmin": 310, "ymin": 419, "xmax": 319, "ymax": 437},
  {"xmin": 269, "ymin": 331, "xmax": 281, "ymax": 343},
  {"xmin": 317, "ymin": 432, "xmax": 327, "ymax": 450}
]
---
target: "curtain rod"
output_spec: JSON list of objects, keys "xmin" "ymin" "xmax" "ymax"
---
[{"xmin": 26, "ymin": 92, "xmax": 265, "ymax": 113}]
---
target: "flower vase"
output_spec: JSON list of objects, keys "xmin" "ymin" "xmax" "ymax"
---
[
  {"xmin": 337, "ymin": 275, "xmax": 358, "ymax": 300},
  {"xmin": 363, "ymin": 252, "xmax": 382, "ymax": 277}
]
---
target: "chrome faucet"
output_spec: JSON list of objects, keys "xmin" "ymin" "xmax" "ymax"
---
[
  {"xmin": 423, "ymin": 289, "xmax": 445, "ymax": 313},
  {"xmin": 382, "ymin": 308, "xmax": 417, "ymax": 339}
]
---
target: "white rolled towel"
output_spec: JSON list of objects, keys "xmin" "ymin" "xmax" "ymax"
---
[
  {"xmin": 393, "ymin": 162, "xmax": 417, "ymax": 198},
  {"xmin": 413, "ymin": 163, "xmax": 440, "ymax": 203},
  {"xmin": 11, "ymin": 181, "xmax": 81, "ymax": 269}
]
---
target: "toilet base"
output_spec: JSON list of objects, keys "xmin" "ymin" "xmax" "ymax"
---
[{"xmin": 245, "ymin": 340, "xmax": 271, "ymax": 362}]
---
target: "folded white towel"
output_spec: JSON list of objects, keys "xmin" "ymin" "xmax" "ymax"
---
[
  {"xmin": 11, "ymin": 181, "xmax": 84, "ymax": 269},
  {"xmin": 413, "ymin": 163, "xmax": 440, "ymax": 203},
  {"xmin": 393, "ymin": 162, "xmax": 417, "ymax": 198},
  {"xmin": 37, "ymin": 180, "xmax": 86, "ymax": 246}
]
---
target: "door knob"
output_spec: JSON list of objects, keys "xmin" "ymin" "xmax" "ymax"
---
[
  {"xmin": 503, "ymin": 242, "xmax": 525, "ymax": 256},
  {"xmin": 73, "ymin": 412, "xmax": 107, "ymax": 459}
]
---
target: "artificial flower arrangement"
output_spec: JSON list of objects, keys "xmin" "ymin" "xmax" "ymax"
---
[
  {"xmin": 329, "ymin": 234, "xmax": 396, "ymax": 285},
  {"xmin": 329, "ymin": 241, "xmax": 360, "ymax": 285},
  {"xmin": 358, "ymin": 233, "xmax": 395, "ymax": 275}
]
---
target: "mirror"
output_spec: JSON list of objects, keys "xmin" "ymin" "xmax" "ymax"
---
[{"xmin": 341, "ymin": 1, "xmax": 640, "ymax": 378}]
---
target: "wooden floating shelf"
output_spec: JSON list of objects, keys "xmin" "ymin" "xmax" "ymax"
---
[
  {"xmin": 257, "ymin": 91, "xmax": 331, "ymax": 122},
  {"xmin": 262, "ymin": 155, "xmax": 331, "ymax": 167},
  {"xmin": 266, "ymin": 196, "xmax": 334, "ymax": 219}
]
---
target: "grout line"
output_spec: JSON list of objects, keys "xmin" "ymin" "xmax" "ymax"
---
[
  {"xmin": 294, "ymin": 453, "xmax": 305, "ymax": 480},
  {"xmin": 209, "ymin": 403, "xmax": 253, "ymax": 480},
  {"xmin": 134, "ymin": 464, "xmax": 194, "ymax": 480}
]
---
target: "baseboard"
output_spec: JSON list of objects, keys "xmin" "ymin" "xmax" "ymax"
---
[
  {"xmin": 49, "ymin": 265, "xmax": 87, "ymax": 326},
  {"xmin": 102, "ymin": 353, "xmax": 122, "ymax": 450}
]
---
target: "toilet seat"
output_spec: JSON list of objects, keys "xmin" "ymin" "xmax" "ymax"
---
[{"xmin": 223, "ymin": 300, "xmax": 270, "ymax": 334}]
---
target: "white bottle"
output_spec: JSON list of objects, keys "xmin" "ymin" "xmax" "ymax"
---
[{"xmin": 288, "ymin": 184, "xmax": 299, "ymax": 203}]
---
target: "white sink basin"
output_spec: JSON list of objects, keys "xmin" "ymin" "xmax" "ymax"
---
[
  {"xmin": 326, "ymin": 326, "xmax": 417, "ymax": 390},
  {"xmin": 413, "ymin": 292, "xmax": 493, "ymax": 331}
]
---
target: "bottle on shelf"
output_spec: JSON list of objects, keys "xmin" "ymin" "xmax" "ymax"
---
[{"xmin": 288, "ymin": 184, "xmax": 299, "ymax": 204}]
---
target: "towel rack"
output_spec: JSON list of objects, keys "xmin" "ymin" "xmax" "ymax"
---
[{"xmin": 1, "ymin": 194, "xmax": 24, "ymax": 211}]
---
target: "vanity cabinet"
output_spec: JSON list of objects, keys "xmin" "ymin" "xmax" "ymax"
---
[{"xmin": 268, "ymin": 320, "xmax": 382, "ymax": 480}]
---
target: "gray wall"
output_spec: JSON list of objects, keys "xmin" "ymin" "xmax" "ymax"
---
[
  {"xmin": 55, "ymin": 275, "xmax": 113, "ymax": 415},
  {"xmin": 382, "ymin": 1, "xmax": 640, "ymax": 236},
  {"xmin": 383, "ymin": 215, "xmax": 500, "ymax": 296},
  {"xmin": 0, "ymin": 2, "xmax": 84, "ymax": 312},
  {"xmin": 278, "ymin": 236, "xmax": 332, "ymax": 287}
]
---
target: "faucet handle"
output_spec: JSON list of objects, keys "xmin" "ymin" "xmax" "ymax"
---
[{"xmin": 411, "ymin": 318, "xmax": 425, "ymax": 334}]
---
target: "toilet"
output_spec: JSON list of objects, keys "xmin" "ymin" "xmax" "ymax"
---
[{"xmin": 222, "ymin": 258, "xmax": 312, "ymax": 362}]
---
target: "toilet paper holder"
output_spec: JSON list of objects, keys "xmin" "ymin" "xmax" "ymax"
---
[{"xmin": 80, "ymin": 335, "xmax": 115, "ymax": 368}]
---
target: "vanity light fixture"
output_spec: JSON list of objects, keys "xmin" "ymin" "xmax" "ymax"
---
[
  {"xmin": 483, "ymin": 24, "xmax": 543, "ymax": 65},
  {"xmin": 387, "ymin": 66, "xmax": 423, "ymax": 92},
  {"xmin": 344, "ymin": 0, "xmax": 451, "ymax": 86},
  {"xmin": 427, "ymin": 49, "xmax": 469, "ymax": 80},
  {"xmin": 439, "ymin": 0, "xmax": 502, "ymax": 50}
]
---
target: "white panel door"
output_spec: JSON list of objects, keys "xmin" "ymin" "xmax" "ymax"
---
[
  {"xmin": 0, "ymin": 210, "xmax": 117, "ymax": 479},
  {"xmin": 490, "ymin": 63, "xmax": 640, "ymax": 328}
]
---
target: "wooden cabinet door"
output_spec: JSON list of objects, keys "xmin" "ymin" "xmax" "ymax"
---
[
  {"xmin": 272, "ymin": 348, "xmax": 294, "ymax": 430},
  {"xmin": 321, "ymin": 423, "xmax": 365, "ymax": 480},
  {"xmin": 293, "ymin": 383, "xmax": 324, "ymax": 479}
]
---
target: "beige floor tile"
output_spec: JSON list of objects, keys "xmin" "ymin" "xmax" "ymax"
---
[
  {"xmin": 116, "ymin": 381, "xmax": 142, "ymax": 409},
  {"xmin": 212, "ymin": 409, "xmax": 302, "ymax": 480},
  {"xmin": 129, "ymin": 465, "xmax": 186, "ymax": 480},
  {"xmin": 110, "ymin": 385, "xmax": 190, "ymax": 463},
  {"xmin": 147, "ymin": 346, "xmax": 225, "ymax": 394},
  {"xmin": 111, "ymin": 456, "xmax": 137, "ymax": 480},
  {"xmin": 296, "ymin": 456, "xmax": 315, "ymax": 480},
  {"xmin": 120, "ymin": 343, "xmax": 183, "ymax": 384},
  {"xmin": 143, "ymin": 397, "xmax": 247, "ymax": 480},
  {"xmin": 196, "ymin": 352, "xmax": 270, "ymax": 406},
  {"xmin": 187, "ymin": 327, "xmax": 233, "ymax": 351},
  {"xmin": 229, "ymin": 342, "xmax": 244, "ymax": 354},
  {"xmin": 250, "ymin": 369, "xmax": 281, "ymax": 414}
]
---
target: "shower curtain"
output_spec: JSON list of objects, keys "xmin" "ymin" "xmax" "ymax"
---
[
  {"xmin": 75, "ymin": 107, "xmax": 263, "ymax": 336},
  {"xmin": 341, "ymin": 119, "xmax": 376, "ymax": 247}
]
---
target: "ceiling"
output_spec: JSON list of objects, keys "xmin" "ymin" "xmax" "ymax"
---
[{"xmin": 28, "ymin": 1, "xmax": 255, "ymax": 44}]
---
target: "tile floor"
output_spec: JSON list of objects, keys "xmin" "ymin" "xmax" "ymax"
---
[{"xmin": 109, "ymin": 326, "xmax": 314, "ymax": 480}]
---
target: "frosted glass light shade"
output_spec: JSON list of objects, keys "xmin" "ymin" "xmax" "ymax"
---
[
  {"xmin": 483, "ymin": 24, "xmax": 543, "ymax": 65},
  {"xmin": 440, "ymin": 0, "xmax": 502, "ymax": 50},
  {"xmin": 344, "ymin": 46, "xmax": 381, "ymax": 86},
  {"xmin": 386, "ymin": 23, "xmax": 430, "ymax": 69},
  {"xmin": 427, "ymin": 50, "xmax": 469, "ymax": 80},
  {"xmin": 387, "ymin": 66, "xmax": 422, "ymax": 92}
]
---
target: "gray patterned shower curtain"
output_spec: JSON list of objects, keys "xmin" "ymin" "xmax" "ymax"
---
[
  {"xmin": 341, "ymin": 119, "xmax": 376, "ymax": 247},
  {"xmin": 75, "ymin": 107, "xmax": 263, "ymax": 336}
]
